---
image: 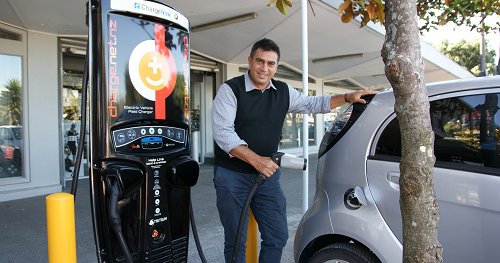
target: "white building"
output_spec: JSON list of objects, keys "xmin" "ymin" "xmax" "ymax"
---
[{"xmin": 0, "ymin": 0, "xmax": 473, "ymax": 201}]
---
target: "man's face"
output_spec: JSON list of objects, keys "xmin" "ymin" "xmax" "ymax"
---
[{"xmin": 248, "ymin": 48, "xmax": 278, "ymax": 89}]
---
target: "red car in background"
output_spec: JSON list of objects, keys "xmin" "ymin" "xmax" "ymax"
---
[{"xmin": 0, "ymin": 125, "xmax": 22, "ymax": 178}]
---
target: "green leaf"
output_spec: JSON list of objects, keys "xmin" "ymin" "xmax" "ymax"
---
[
  {"xmin": 276, "ymin": 0, "xmax": 288, "ymax": 15},
  {"xmin": 267, "ymin": 0, "xmax": 277, "ymax": 7}
]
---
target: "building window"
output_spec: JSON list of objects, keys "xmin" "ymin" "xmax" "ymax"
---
[
  {"xmin": 0, "ymin": 24, "xmax": 26, "ymax": 182},
  {"xmin": 0, "ymin": 54, "xmax": 23, "ymax": 178},
  {"xmin": 0, "ymin": 27, "xmax": 22, "ymax": 41},
  {"xmin": 280, "ymin": 89, "xmax": 317, "ymax": 149}
]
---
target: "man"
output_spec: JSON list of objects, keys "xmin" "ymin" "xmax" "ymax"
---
[
  {"xmin": 212, "ymin": 38, "xmax": 375, "ymax": 262},
  {"xmin": 66, "ymin": 122, "xmax": 78, "ymax": 162}
]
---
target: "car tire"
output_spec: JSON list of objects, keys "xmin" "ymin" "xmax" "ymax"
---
[{"xmin": 309, "ymin": 243, "xmax": 380, "ymax": 263}]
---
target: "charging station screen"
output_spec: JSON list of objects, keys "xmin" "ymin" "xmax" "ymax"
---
[{"xmin": 105, "ymin": 13, "xmax": 190, "ymax": 125}]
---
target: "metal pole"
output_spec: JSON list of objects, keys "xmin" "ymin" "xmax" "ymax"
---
[
  {"xmin": 497, "ymin": 28, "xmax": 500, "ymax": 75},
  {"xmin": 479, "ymin": 12, "xmax": 487, "ymax": 77},
  {"xmin": 301, "ymin": 0, "xmax": 309, "ymax": 214},
  {"xmin": 480, "ymin": 28, "xmax": 487, "ymax": 76},
  {"xmin": 191, "ymin": 130, "xmax": 199, "ymax": 163}
]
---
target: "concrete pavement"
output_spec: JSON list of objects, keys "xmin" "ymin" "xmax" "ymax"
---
[{"xmin": 0, "ymin": 154, "xmax": 318, "ymax": 263}]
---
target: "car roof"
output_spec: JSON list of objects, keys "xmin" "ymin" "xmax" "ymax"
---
[
  {"xmin": 376, "ymin": 76, "xmax": 500, "ymax": 97},
  {"xmin": 427, "ymin": 76, "xmax": 500, "ymax": 95}
]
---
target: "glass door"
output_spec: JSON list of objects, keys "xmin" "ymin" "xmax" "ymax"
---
[
  {"xmin": 190, "ymin": 70, "xmax": 215, "ymax": 163},
  {"xmin": 60, "ymin": 37, "xmax": 88, "ymax": 182}
]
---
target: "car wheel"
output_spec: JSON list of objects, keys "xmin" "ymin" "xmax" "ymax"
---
[{"xmin": 309, "ymin": 243, "xmax": 380, "ymax": 263}]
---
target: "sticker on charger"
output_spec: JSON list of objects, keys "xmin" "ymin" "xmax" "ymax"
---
[
  {"xmin": 146, "ymin": 157, "xmax": 167, "ymax": 166},
  {"xmin": 110, "ymin": 0, "xmax": 189, "ymax": 30},
  {"xmin": 149, "ymin": 216, "xmax": 168, "ymax": 226}
]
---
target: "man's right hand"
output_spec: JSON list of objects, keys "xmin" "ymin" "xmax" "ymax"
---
[
  {"xmin": 229, "ymin": 145, "xmax": 279, "ymax": 177},
  {"xmin": 252, "ymin": 156, "xmax": 279, "ymax": 177}
]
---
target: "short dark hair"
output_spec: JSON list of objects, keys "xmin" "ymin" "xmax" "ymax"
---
[{"xmin": 250, "ymin": 38, "xmax": 280, "ymax": 62}]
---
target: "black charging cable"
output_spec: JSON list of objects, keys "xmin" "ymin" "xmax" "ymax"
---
[
  {"xmin": 230, "ymin": 174, "xmax": 266, "ymax": 263},
  {"xmin": 190, "ymin": 200, "xmax": 208, "ymax": 263},
  {"xmin": 70, "ymin": 39, "xmax": 89, "ymax": 198},
  {"xmin": 108, "ymin": 179, "xmax": 134, "ymax": 263}
]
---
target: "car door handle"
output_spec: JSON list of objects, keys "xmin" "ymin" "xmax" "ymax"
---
[{"xmin": 386, "ymin": 172, "xmax": 400, "ymax": 191}]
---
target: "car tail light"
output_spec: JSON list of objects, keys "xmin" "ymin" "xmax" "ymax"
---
[{"xmin": 1, "ymin": 145, "xmax": 14, "ymax": 159}]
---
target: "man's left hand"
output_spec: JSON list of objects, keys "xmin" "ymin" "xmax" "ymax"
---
[{"xmin": 345, "ymin": 90, "xmax": 377, "ymax": 104}]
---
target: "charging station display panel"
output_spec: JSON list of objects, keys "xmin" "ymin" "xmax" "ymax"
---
[{"xmin": 105, "ymin": 13, "xmax": 190, "ymax": 125}]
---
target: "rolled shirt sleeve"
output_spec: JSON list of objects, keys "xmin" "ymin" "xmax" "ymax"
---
[
  {"xmin": 212, "ymin": 83, "xmax": 247, "ymax": 154},
  {"xmin": 287, "ymin": 83, "xmax": 332, "ymax": 114}
]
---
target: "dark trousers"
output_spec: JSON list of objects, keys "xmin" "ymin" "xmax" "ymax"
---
[{"xmin": 213, "ymin": 165, "xmax": 288, "ymax": 263}]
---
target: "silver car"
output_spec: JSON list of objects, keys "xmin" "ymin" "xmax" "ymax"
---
[{"xmin": 294, "ymin": 76, "xmax": 500, "ymax": 263}]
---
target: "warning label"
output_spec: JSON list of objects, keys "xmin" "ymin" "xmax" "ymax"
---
[{"xmin": 146, "ymin": 157, "xmax": 167, "ymax": 166}]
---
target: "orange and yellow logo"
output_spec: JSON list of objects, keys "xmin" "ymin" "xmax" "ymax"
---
[
  {"xmin": 139, "ymin": 50, "xmax": 169, "ymax": 91},
  {"xmin": 129, "ymin": 40, "xmax": 176, "ymax": 101}
]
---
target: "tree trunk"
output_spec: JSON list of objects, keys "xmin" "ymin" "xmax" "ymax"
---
[
  {"xmin": 497, "ymin": 29, "xmax": 500, "ymax": 75},
  {"xmin": 497, "ymin": 45, "xmax": 500, "ymax": 75},
  {"xmin": 381, "ymin": 1, "xmax": 443, "ymax": 262},
  {"xmin": 497, "ymin": 55, "xmax": 500, "ymax": 75}
]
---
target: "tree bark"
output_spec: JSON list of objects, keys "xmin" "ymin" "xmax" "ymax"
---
[
  {"xmin": 497, "ymin": 55, "xmax": 500, "ymax": 75},
  {"xmin": 497, "ymin": 29, "xmax": 500, "ymax": 75},
  {"xmin": 381, "ymin": 1, "xmax": 443, "ymax": 262}
]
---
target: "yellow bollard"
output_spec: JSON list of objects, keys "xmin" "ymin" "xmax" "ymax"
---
[
  {"xmin": 246, "ymin": 210, "xmax": 258, "ymax": 263},
  {"xmin": 46, "ymin": 192, "xmax": 77, "ymax": 263}
]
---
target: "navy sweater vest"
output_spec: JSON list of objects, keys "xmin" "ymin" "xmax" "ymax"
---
[{"xmin": 214, "ymin": 75, "xmax": 290, "ymax": 174}]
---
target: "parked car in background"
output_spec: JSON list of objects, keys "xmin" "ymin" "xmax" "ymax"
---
[
  {"xmin": 294, "ymin": 76, "xmax": 500, "ymax": 263},
  {"xmin": 0, "ymin": 125, "xmax": 23, "ymax": 177}
]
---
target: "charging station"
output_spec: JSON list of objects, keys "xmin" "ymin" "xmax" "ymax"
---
[{"xmin": 87, "ymin": 1, "xmax": 199, "ymax": 262}]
